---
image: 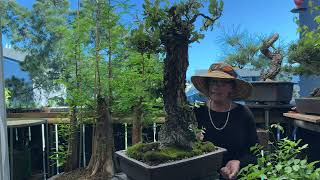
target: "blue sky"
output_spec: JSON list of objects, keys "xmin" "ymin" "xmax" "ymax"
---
[{"xmin": 13, "ymin": 0, "xmax": 300, "ymax": 79}]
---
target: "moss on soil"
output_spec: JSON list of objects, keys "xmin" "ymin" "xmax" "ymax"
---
[{"xmin": 126, "ymin": 141, "xmax": 216, "ymax": 166}]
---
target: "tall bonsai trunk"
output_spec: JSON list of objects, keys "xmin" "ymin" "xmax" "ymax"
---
[
  {"xmin": 159, "ymin": 32, "xmax": 196, "ymax": 149},
  {"xmin": 87, "ymin": 96, "xmax": 114, "ymax": 178},
  {"xmin": 132, "ymin": 54, "xmax": 145, "ymax": 145},
  {"xmin": 132, "ymin": 101, "xmax": 142, "ymax": 144},
  {"xmin": 64, "ymin": 106, "xmax": 80, "ymax": 172},
  {"xmin": 87, "ymin": 1, "xmax": 115, "ymax": 177}
]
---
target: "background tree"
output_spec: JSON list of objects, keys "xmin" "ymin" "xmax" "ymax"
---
[
  {"xmin": 5, "ymin": 76, "xmax": 35, "ymax": 108},
  {"xmin": 4, "ymin": 88, "xmax": 11, "ymax": 107},
  {"xmin": 4, "ymin": 0, "xmax": 70, "ymax": 93},
  {"xmin": 142, "ymin": 0, "xmax": 223, "ymax": 149}
]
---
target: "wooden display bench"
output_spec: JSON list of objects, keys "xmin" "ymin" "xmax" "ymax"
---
[
  {"xmin": 283, "ymin": 112, "xmax": 320, "ymax": 134},
  {"xmin": 283, "ymin": 112, "xmax": 320, "ymax": 166}
]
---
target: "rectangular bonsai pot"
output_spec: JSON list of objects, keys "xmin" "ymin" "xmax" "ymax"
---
[
  {"xmin": 115, "ymin": 147, "xmax": 226, "ymax": 180},
  {"xmin": 295, "ymin": 97, "xmax": 320, "ymax": 115},
  {"xmin": 245, "ymin": 81, "xmax": 294, "ymax": 104}
]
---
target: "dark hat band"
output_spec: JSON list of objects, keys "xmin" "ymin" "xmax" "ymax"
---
[{"xmin": 208, "ymin": 63, "xmax": 238, "ymax": 78}]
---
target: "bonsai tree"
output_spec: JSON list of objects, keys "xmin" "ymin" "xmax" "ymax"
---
[
  {"xmin": 219, "ymin": 27, "xmax": 285, "ymax": 81},
  {"xmin": 141, "ymin": 0, "xmax": 223, "ymax": 149},
  {"xmin": 287, "ymin": 32, "xmax": 320, "ymax": 97},
  {"xmin": 286, "ymin": 3, "xmax": 320, "ymax": 97}
]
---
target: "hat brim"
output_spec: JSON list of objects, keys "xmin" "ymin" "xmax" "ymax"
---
[{"xmin": 191, "ymin": 71, "xmax": 252, "ymax": 100}]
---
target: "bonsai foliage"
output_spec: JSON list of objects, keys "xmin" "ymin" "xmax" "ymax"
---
[
  {"xmin": 219, "ymin": 26, "xmax": 268, "ymax": 70},
  {"xmin": 287, "ymin": 35, "xmax": 320, "ymax": 76},
  {"xmin": 141, "ymin": 0, "xmax": 223, "ymax": 149},
  {"xmin": 219, "ymin": 27, "xmax": 285, "ymax": 80},
  {"xmin": 286, "ymin": 6, "xmax": 320, "ymax": 97},
  {"xmin": 287, "ymin": 2, "xmax": 320, "ymax": 76}
]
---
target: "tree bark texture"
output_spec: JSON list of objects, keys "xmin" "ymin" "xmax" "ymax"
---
[
  {"xmin": 64, "ymin": 106, "xmax": 80, "ymax": 172},
  {"xmin": 158, "ymin": 30, "xmax": 196, "ymax": 149},
  {"xmin": 260, "ymin": 33, "xmax": 283, "ymax": 81},
  {"xmin": 132, "ymin": 103, "xmax": 142, "ymax": 144},
  {"xmin": 87, "ymin": 96, "xmax": 115, "ymax": 179}
]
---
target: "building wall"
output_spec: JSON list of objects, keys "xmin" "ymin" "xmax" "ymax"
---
[{"xmin": 4, "ymin": 58, "xmax": 30, "ymax": 82}]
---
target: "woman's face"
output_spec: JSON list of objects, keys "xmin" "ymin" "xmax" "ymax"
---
[{"xmin": 208, "ymin": 79, "xmax": 234, "ymax": 102}]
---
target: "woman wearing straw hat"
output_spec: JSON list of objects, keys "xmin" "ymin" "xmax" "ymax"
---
[{"xmin": 191, "ymin": 62, "xmax": 259, "ymax": 180}]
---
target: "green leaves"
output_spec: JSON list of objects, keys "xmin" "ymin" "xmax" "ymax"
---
[
  {"xmin": 219, "ymin": 26, "xmax": 271, "ymax": 71},
  {"xmin": 4, "ymin": 88, "xmax": 11, "ymax": 106},
  {"xmin": 142, "ymin": 0, "xmax": 223, "ymax": 44},
  {"xmin": 239, "ymin": 137, "xmax": 320, "ymax": 180},
  {"xmin": 112, "ymin": 50, "xmax": 164, "ymax": 122},
  {"xmin": 287, "ymin": 5, "xmax": 320, "ymax": 76}
]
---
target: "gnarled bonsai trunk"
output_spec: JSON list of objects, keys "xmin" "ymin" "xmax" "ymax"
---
[
  {"xmin": 260, "ymin": 33, "xmax": 283, "ymax": 81},
  {"xmin": 159, "ymin": 32, "xmax": 196, "ymax": 149},
  {"xmin": 86, "ymin": 96, "xmax": 114, "ymax": 178}
]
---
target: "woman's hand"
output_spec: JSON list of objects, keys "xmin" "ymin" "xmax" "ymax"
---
[{"xmin": 220, "ymin": 160, "xmax": 240, "ymax": 179}]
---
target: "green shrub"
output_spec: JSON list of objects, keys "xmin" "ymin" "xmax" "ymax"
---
[{"xmin": 239, "ymin": 138, "xmax": 320, "ymax": 180}]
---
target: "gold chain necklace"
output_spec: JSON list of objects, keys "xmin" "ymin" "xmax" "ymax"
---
[{"xmin": 207, "ymin": 99, "xmax": 232, "ymax": 131}]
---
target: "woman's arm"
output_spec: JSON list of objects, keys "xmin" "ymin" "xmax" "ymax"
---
[{"xmin": 238, "ymin": 105, "xmax": 259, "ymax": 168}]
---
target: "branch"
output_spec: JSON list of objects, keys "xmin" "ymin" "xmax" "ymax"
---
[{"xmin": 190, "ymin": 12, "xmax": 221, "ymax": 24}]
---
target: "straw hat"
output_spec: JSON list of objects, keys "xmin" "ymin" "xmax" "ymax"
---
[{"xmin": 191, "ymin": 62, "xmax": 252, "ymax": 100}]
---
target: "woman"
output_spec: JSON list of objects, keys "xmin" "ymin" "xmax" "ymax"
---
[{"xmin": 191, "ymin": 62, "xmax": 259, "ymax": 180}]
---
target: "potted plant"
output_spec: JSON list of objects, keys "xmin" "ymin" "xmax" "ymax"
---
[
  {"xmin": 287, "ymin": 27, "xmax": 320, "ymax": 115},
  {"xmin": 239, "ymin": 125, "xmax": 320, "ymax": 179},
  {"xmin": 239, "ymin": 138, "xmax": 320, "ymax": 179},
  {"xmin": 220, "ymin": 28, "xmax": 294, "ymax": 104},
  {"xmin": 246, "ymin": 33, "xmax": 294, "ymax": 104},
  {"xmin": 115, "ymin": 0, "xmax": 226, "ymax": 180}
]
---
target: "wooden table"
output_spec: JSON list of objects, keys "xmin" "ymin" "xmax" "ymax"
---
[{"xmin": 283, "ymin": 112, "xmax": 320, "ymax": 137}]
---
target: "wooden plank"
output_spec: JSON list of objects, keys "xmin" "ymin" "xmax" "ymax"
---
[
  {"xmin": 7, "ymin": 119, "xmax": 47, "ymax": 128},
  {"xmin": 283, "ymin": 112, "xmax": 320, "ymax": 123},
  {"xmin": 7, "ymin": 112, "xmax": 68, "ymax": 118},
  {"xmin": 7, "ymin": 112, "xmax": 166, "ymax": 124}
]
